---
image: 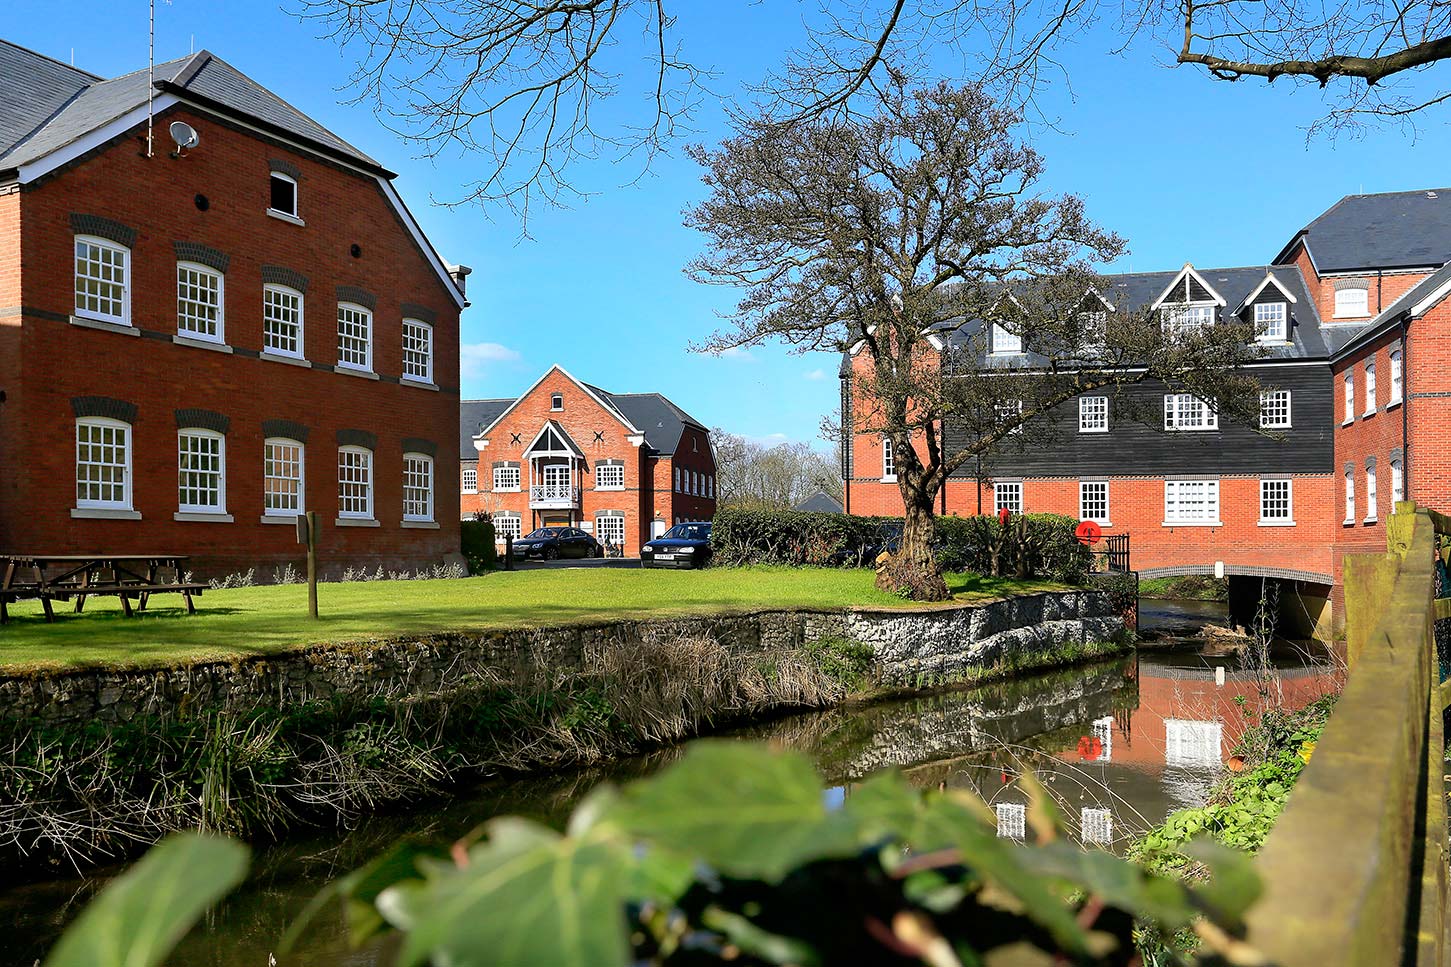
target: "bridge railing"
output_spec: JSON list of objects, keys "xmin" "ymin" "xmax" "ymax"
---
[{"xmin": 1245, "ymin": 501, "xmax": 1451, "ymax": 966}]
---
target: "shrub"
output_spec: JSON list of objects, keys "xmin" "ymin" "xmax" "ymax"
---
[
  {"xmin": 709, "ymin": 508, "xmax": 888, "ymax": 567},
  {"xmin": 461, "ymin": 515, "xmax": 497, "ymax": 573}
]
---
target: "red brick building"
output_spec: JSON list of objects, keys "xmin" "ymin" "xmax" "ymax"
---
[
  {"xmin": 842, "ymin": 189, "xmax": 1451, "ymax": 636},
  {"xmin": 460, "ymin": 366, "xmax": 716, "ymax": 554},
  {"xmin": 0, "ymin": 41, "xmax": 468, "ymax": 577}
]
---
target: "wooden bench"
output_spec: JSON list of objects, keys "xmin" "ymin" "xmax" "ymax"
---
[
  {"xmin": 64, "ymin": 583, "xmax": 207, "ymax": 617},
  {"xmin": 0, "ymin": 554, "xmax": 196, "ymax": 624}
]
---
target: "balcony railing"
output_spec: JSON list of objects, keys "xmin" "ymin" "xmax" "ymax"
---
[{"xmin": 529, "ymin": 484, "xmax": 581, "ymax": 507}]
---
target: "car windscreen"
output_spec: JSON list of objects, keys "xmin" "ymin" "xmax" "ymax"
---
[
  {"xmin": 524, "ymin": 528, "xmax": 559, "ymax": 539},
  {"xmin": 663, "ymin": 524, "xmax": 710, "ymax": 541}
]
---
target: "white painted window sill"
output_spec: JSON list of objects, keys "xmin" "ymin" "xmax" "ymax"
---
[
  {"xmin": 1261, "ymin": 423, "xmax": 1293, "ymax": 431},
  {"xmin": 1161, "ymin": 521, "xmax": 1223, "ymax": 528},
  {"xmin": 335, "ymin": 517, "xmax": 380, "ymax": 528},
  {"xmin": 173, "ymin": 334, "xmax": 232, "ymax": 353},
  {"xmin": 462, "ymin": 490, "xmax": 478, "ymax": 496},
  {"xmin": 174, "ymin": 512, "xmax": 234, "ymax": 523},
  {"xmin": 260, "ymin": 351, "xmax": 311, "ymax": 368},
  {"xmin": 402, "ymin": 520, "xmax": 440, "ymax": 529},
  {"xmin": 72, "ymin": 507, "xmax": 141, "ymax": 520},
  {"xmin": 401, "ymin": 377, "xmax": 439, "ymax": 391},
  {"xmin": 595, "ymin": 487, "xmax": 626, "ymax": 492},
  {"xmin": 1363, "ymin": 409, "xmax": 1377, "ymax": 418},
  {"xmin": 494, "ymin": 488, "xmax": 521, "ymax": 494},
  {"xmin": 1344, "ymin": 519, "xmax": 1357, "ymax": 527},
  {"xmin": 1258, "ymin": 519, "xmax": 1297, "ymax": 527},
  {"xmin": 1341, "ymin": 419, "xmax": 1354, "ymax": 427},
  {"xmin": 70, "ymin": 315, "xmax": 138, "ymax": 336},
  {"xmin": 1387, "ymin": 398, "xmax": 1403, "ymax": 410},
  {"xmin": 336, "ymin": 365, "xmax": 379, "ymax": 381},
  {"xmin": 881, "ymin": 475, "xmax": 897, "ymax": 483},
  {"xmin": 1363, "ymin": 516, "xmax": 1379, "ymax": 525},
  {"xmin": 266, "ymin": 209, "xmax": 305, "ymax": 226},
  {"xmin": 1078, "ymin": 427, "xmax": 1108, "ymax": 434},
  {"xmin": 260, "ymin": 515, "xmax": 300, "ymax": 524},
  {"xmin": 1165, "ymin": 427, "xmax": 1219, "ymax": 433}
]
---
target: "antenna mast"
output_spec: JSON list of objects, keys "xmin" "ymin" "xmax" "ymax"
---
[{"xmin": 146, "ymin": 0, "xmax": 155, "ymax": 158}]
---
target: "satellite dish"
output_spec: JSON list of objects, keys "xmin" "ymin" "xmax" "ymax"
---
[{"xmin": 168, "ymin": 121, "xmax": 200, "ymax": 156}]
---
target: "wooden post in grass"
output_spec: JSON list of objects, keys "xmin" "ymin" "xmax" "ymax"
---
[{"xmin": 297, "ymin": 512, "xmax": 319, "ymax": 618}]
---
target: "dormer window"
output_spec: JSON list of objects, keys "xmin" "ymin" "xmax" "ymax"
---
[
  {"xmin": 269, "ymin": 172, "xmax": 298, "ymax": 219},
  {"xmin": 990, "ymin": 322, "xmax": 1022, "ymax": 355},
  {"xmin": 1162, "ymin": 304, "xmax": 1215, "ymax": 336},
  {"xmin": 551, "ymin": 393, "xmax": 563, "ymax": 410},
  {"xmin": 1254, "ymin": 302, "xmax": 1287, "ymax": 343},
  {"xmin": 1334, "ymin": 287, "xmax": 1369, "ymax": 318}
]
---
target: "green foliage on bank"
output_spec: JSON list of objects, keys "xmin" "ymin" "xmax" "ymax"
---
[
  {"xmin": 46, "ymin": 743, "xmax": 1266, "ymax": 967},
  {"xmin": 1138, "ymin": 576, "xmax": 1229, "ymax": 601}
]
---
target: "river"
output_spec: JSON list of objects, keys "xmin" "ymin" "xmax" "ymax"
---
[{"xmin": 1, "ymin": 598, "xmax": 1342, "ymax": 966}]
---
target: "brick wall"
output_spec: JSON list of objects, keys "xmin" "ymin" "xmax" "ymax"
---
[
  {"xmin": 0, "ymin": 187, "xmax": 21, "ymax": 551},
  {"xmin": 4, "ymin": 105, "xmax": 462, "ymax": 576},
  {"xmin": 1287, "ymin": 240, "xmax": 1430, "ymax": 324}
]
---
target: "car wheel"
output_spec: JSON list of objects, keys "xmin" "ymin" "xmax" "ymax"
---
[{"xmin": 544, "ymin": 546, "xmax": 559, "ymax": 561}]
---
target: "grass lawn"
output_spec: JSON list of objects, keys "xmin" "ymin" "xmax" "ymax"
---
[{"xmin": 0, "ymin": 567, "xmax": 1066, "ymax": 672}]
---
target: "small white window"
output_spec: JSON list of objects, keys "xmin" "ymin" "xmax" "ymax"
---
[
  {"xmin": 1162, "ymin": 304, "xmax": 1215, "ymax": 336},
  {"xmin": 1345, "ymin": 468, "xmax": 1356, "ymax": 524},
  {"xmin": 74, "ymin": 235, "xmax": 130, "ymax": 325},
  {"xmin": 1259, "ymin": 390, "xmax": 1292, "ymax": 429},
  {"xmin": 494, "ymin": 464, "xmax": 521, "ymax": 491},
  {"xmin": 1078, "ymin": 310, "xmax": 1107, "ymax": 354},
  {"xmin": 76, "ymin": 418, "xmax": 131, "ymax": 509},
  {"xmin": 675, "ymin": 466, "xmax": 683, "ymax": 491},
  {"xmin": 1081, "ymin": 808, "xmax": 1113, "ymax": 846},
  {"xmin": 551, "ymin": 393, "xmax": 564, "ymax": 410},
  {"xmin": 596, "ymin": 513, "xmax": 626, "ymax": 550},
  {"xmin": 264, "ymin": 438, "xmax": 305, "ymax": 516},
  {"xmin": 338, "ymin": 446, "xmax": 374, "ymax": 519},
  {"xmin": 493, "ymin": 512, "xmax": 522, "ymax": 541},
  {"xmin": 462, "ymin": 466, "xmax": 478, "ymax": 493},
  {"xmin": 994, "ymin": 481, "xmax": 1022, "ymax": 513},
  {"xmin": 1365, "ymin": 459, "xmax": 1378, "ymax": 522},
  {"xmin": 178, "ymin": 429, "xmax": 226, "ymax": 514},
  {"xmin": 1259, "ymin": 478, "xmax": 1293, "ymax": 525},
  {"xmin": 1343, "ymin": 372, "xmax": 1354, "ymax": 423},
  {"xmin": 1334, "ymin": 287, "xmax": 1369, "ymax": 318},
  {"xmin": 176, "ymin": 262, "xmax": 224, "ymax": 342},
  {"xmin": 1164, "ymin": 394, "xmax": 1217, "ymax": 431},
  {"xmin": 337, "ymin": 303, "xmax": 373, "ymax": 371},
  {"xmin": 403, "ymin": 453, "xmax": 434, "ymax": 521},
  {"xmin": 1079, "ymin": 481, "xmax": 1109, "ymax": 525},
  {"xmin": 263, "ymin": 284, "xmax": 304, "ymax": 358},
  {"xmin": 1164, "ymin": 479, "xmax": 1220, "ymax": 525},
  {"xmin": 1078, "ymin": 397, "xmax": 1108, "ymax": 433},
  {"xmin": 1364, "ymin": 362, "xmax": 1377, "ymax": 414},
  {"xmin": 997, "ymin": 399, "xmax": 1024, "ymax": 434},
  {"xmin": 402, "ymin": 318, "xmax": 434, "ymax": 383},
  {"xmin": 596, "ymin": 462, "xmax": 625, "ymax": 490},
  {"xmin": 881, "ymin": 437, "xmax": 895, "ymax": 481},
  {"xmin": 1389, "ymin": 350, "xmax": 1404, "ymax": 404},
  {"xmin": 990, "ymin": 322, "xmax": 1022, "ymax": 355},
  {"xmin": 269, "ymin": 172, "xmax": 298, "ymax": 217},
  {"xmin": 1254, "ymin": 302, "xmax": 1287, "ymax": 342},
  {"xmin": 1392, "ymin": 458, "xmax": 1405, "ymax": 504},
  {"xmin": 995, "ymin": 803, "xmax": 1026, "ymax": 840}
]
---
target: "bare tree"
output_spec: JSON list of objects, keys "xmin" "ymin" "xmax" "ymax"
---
[
  {"xmin": 686, "ymin": 80, "xmax": 1263, "ymax": 599},
  {"xmin": 713, "ymin": 431, "xmax": 840, "ymax": 510}
]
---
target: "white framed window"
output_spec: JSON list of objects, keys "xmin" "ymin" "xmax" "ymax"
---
[
  {"xmin": 990, "ymin": 322, "xmax": 1022, "ymax": 355},
  {"xmin": 1253, "ymin": 302, "xmax": 1287, "ymax": 343},
  {"xmin": 176, "ymin": 262, "xmax": 224, "ymax": 342},
  {"xmin": 402, "ymin": 318, "xmax": 434, "ymax": 383},
  {"xmin": 264, "ymin": 438, "xmax": 305, "ymax": 516},
  {"xmin": 1364, "ymin": 361, "xmax": 1377, "ymax": 414},
  {"xmin": 338, "ymin": 446, "xmax": 374, "ymax": 519},
  {"xmin": 462, "ymin": 467, "xmax": 478, "ymax": 493},
  {"xmin": 74, "ymin": 235, "xmax": 130, "ymax": 325},
  {"xmin": 1365, "ymin": 459, "xmax": 1378, "ymax": 522},
  {"xmin": 1392, "ymin": 458, "xmax": 1405, "ymax": 504},
  {"xmin": 596, "ymin": 512, "xmax": 626, "ymax": 549},
  {"xmin": 403, "ymin": 453, "xmax": 434, "ymax": 521},
  {"xmin": 1389, "ymin": 350, "xmax": 1404, "ymax": 404},
  {"xmin": 1164, "ymin": 479, "xmax": 1220, "ymax": 525},
  {"xmin": 881, "ymin": 437, "xmax": 896, "ymax": 481},
  {"xmin": 1161, "ymin": 304, "xmax": 1215, "ymax": 336},
  {"xmin": 178, "ymin": 429, "xmax": 226, "ymax": 514},
  {"xmin": 1345, "ymin": 468, "xmax": 1356, "ymax": 524},
  {"xmin": 994, "ymin": 481, "xmax": 1022, "ymax": 514},
  {"xmin": 1079, "ymin": 481, "xmax": 1109, "ymax": 525},
  {"xmin": 1259, "ymin": 478, "xmax": 1293, "ymax": 525},
  {"xmin": 1259, "ymin": 390, "xmax": 1292, "ymax": 429},
  {"xmin": 1078, "ymin": 397, "xmax": 1108, "ymax": 433},
  {"xmin": 1164, "ymin": 720, "xmax": 1223, "ymax": 767},
  {"xmin": 995, "ymin": 803, "xmax": 1026, "ymax": 840},
  {"xmin": 675, "ymin": 466, "xmax": 683, "ymax": 491},
  {"xmin": 1343, "ymin": 372, "xmax": 1354, "ymax": 424},
  {"xmin": 997, "ymin": 399, "xmax": 1024, "ymax": 434},
  {"xmin": 596, "ymin": 461, "xmax": 624, "ymax": 490},
  {"xmin": 263, "ymin": 284, "xmax": 304, "ymax": 358},
  {"xmin": 551, "ymin": 393, "xmax": 564, "ymax": 410},
  {"xmin": 1334, "ymin": 287, "xmax": 1369, "ymax": 318},
  {"xmin": 1081, "ymin": 808, "xmax": 1113, "ymax": 846},
  {"xmin": 76, "ymin": 418, "xmax": 131, "ymax": 509},
  {"xmin": 1078, "ymin": 310, "xmax": 1107, "ymax": 354},
  {"xmin": 493, "ymin": 464, "xmax": 521, "ymax": 492},
  {"xmin": 1164, "ymin": 394, "xmax": 1217, "ymax": 431},
  {"xmin": 337, "ymin": 303, "xmax": 373, "ymax": 371},
  {"xmin": 269, "ymin": 171, "xmax": 298, "ymax": 218},
  {"xmin": 493, "ymin": 512, "xmax": 522, "ymax": 541}
]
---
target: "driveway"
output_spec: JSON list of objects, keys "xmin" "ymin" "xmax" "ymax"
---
[{"xmin": 506, "ymin": 556, "xmax": 642, "ymax": 570}]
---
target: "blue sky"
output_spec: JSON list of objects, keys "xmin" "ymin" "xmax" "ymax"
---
[{"xmin": 9, "ymin": 2, "xmax": 1451, "ymax": 449}]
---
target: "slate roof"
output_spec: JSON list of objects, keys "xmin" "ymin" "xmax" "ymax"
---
[
  {"xmin": 0, "ymin": 43, "xmax": 382, "ymax": 173},
  {"xmin": 459, "ymin": 399, "xmax": 512, "ymax": 458},
  {"xmin": 942, "ymin": 263, "xmax": 1328, "ymax": 367},
  {"xmin": 794, "ymin": 491, "xmax": 844, "ymax": 514},
  {"xmin": 1276, "ymin": 188, "xmax": 1451, "ymax": 273}
]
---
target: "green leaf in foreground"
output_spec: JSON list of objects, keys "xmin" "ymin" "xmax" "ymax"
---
[{"xmin": 43, "ymin": 832, "xmax": 249, "ymax": 967}]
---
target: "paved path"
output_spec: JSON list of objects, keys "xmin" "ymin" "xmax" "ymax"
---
[{"xmin": 507, "ymin": 557, "xmax": 643, "ymax": 571}]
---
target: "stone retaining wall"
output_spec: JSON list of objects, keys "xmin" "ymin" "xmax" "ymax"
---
[{"xmin": 0, "ymin": 590, "xmax": 1123, "ymax": 727}]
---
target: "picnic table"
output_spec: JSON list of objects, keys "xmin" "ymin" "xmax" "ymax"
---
[{"xmin": 0, "ymin": 554, "xmax": 205, "ymax": 624}]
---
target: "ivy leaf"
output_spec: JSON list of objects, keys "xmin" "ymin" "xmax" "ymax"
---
[
  {"xmin": 43, "ymin": 833, "xmax": 249, "ymax": 967},
  {"xmin": 379, "ymin": 817, "xmax": 632, "ymax": 967}
]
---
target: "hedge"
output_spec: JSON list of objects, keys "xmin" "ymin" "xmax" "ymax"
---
[
  {"xmin": 461, "ymin": 516, "xmax": 498, "ymax": 573},
  {"xmin": 710, "ymin": 508, "xmax": 1091, "ymax": 583}
]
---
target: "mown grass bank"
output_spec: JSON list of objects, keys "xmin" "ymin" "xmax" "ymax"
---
[{"xmin": 0, "ymin": 567, "xmax": 1063, "ymax": 672}]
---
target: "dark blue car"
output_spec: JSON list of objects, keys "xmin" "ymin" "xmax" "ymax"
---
[{"xmin": 641, "ymin": 521, "xmax": 712, "ymax": 569}]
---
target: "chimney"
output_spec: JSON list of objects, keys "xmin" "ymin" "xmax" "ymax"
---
[{"xmin": 447, "ymin": 263, "xmax": 473, "ymax": 299}]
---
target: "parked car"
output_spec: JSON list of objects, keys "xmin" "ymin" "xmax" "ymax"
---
[
  {"xmin": 641, "ymin": 522, "xmax": 713, "ymax": 569},
  {"xmin": 510, "ymin": 527, "xmax": 601, "ymax": 560}
]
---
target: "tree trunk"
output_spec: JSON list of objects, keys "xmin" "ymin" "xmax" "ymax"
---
[{"xmin": 875, "ymin": 478, "xmax": 951, "ymax": 601}]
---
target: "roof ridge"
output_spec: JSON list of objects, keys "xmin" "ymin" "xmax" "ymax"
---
[
  {"xmin": 0, "ymin": 37, "xmax": 102, "ymax": 81},
  {"xmin": 1103, "ymin": 263, "xmax": 1290, "ymax": 280}
]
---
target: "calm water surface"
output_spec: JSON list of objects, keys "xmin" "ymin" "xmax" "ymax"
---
[{"xmin": 2, "ymin": 599, "xmax": 1340, "ymax": 967}]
